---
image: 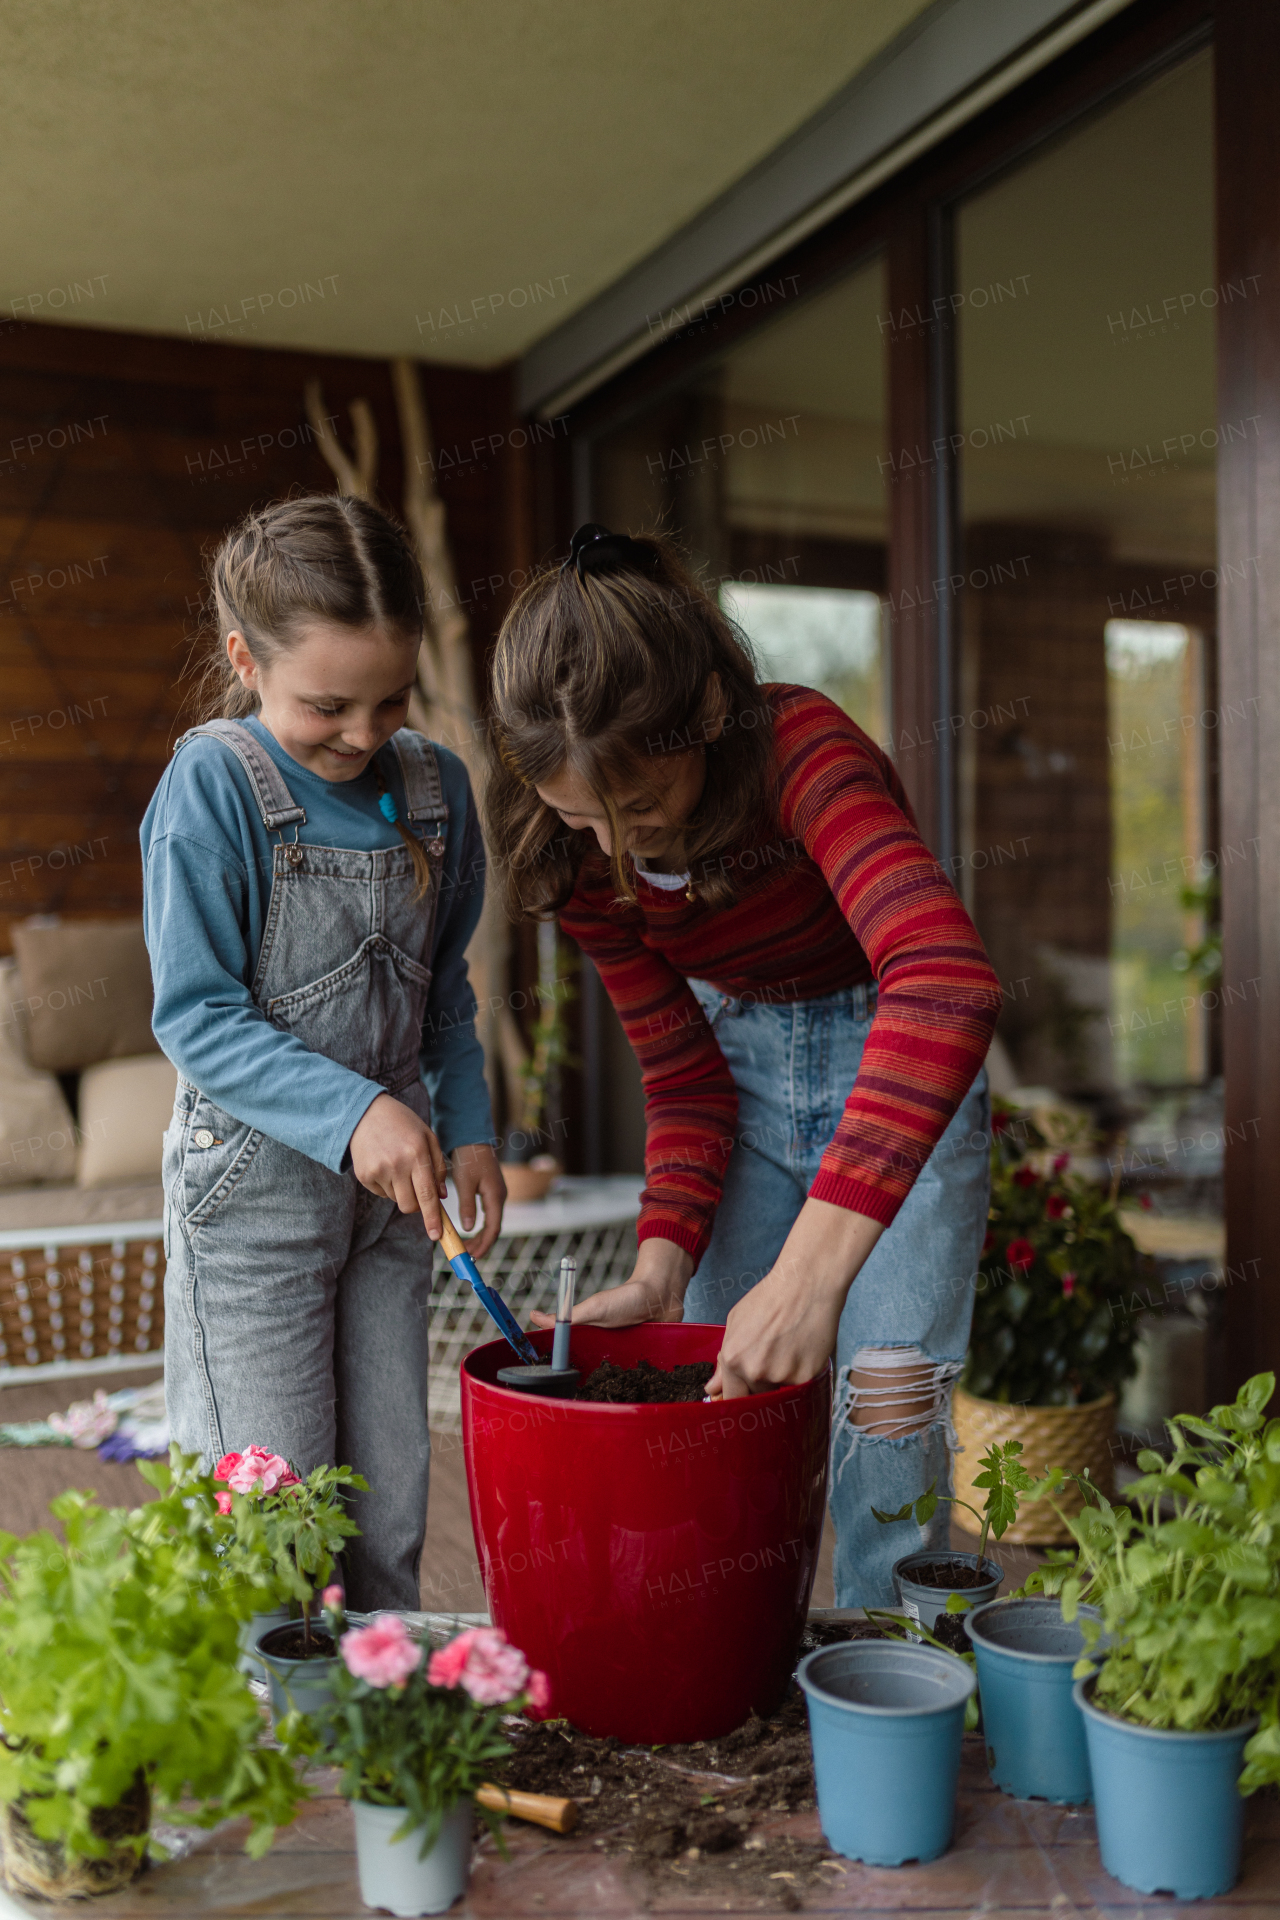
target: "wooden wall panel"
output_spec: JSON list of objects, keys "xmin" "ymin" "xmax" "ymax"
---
[{"xmin": 0, "ymin": 322, "xmax": 519, "ymax": 948}]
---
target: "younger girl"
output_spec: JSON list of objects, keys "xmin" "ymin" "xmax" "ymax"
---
[
  {"xmin": 143, "ymin": 495, "xmax": 504, "ymax": 1610},
  {"xmin": 487, "ymin": 525, "xmax": 1000, "ymax": 1606}
]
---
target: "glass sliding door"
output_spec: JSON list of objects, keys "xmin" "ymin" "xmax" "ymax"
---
[
  {"xmin": 953, "ymin": 48, "xmax": 1221, "ymax": 1228},
  {"xmin": 593, "ymin": 257, "xmax": 888, "ymax": 734},
  {"xmin": 584, "ymin": 262, "xmax": 888, "ymax": 1172}
]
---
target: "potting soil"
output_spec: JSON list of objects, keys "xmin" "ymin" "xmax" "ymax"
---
[
  {"xmin": 494, "ymin": 1622, "xmax": 887, "ymax": 1912},
  {"xmin": 257, "ymin": 1625, "xmax": 337, "ymax": 1661},
  {"xmin": 574, "ymin": 1356, "xmax": 716, "ymax": 1403},
  {"xmin": 907, "ymin": 1555, "xmax": 991, "ymax": 1589}
]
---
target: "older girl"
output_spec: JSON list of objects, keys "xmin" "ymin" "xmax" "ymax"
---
[
  {"xmin": 143, "ymin": 494, "xmax": 504, "ymax": 1609},
  {"xmin": 485, "ymin": 524, "xmax": 999, "ymax": 1606}
]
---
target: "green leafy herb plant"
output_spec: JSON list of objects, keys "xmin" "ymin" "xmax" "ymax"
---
[
  {"xmin": 1028, "ymin": 1372, "xmax": 1280, "ymax": 1790},
  {"xmin": 0, "ymin": 1455, "xmax": 305, "ymax": 1895},
  {"xmin": 873, "ymin": 1437, "xmax": 1036, "ymax": 1580}
]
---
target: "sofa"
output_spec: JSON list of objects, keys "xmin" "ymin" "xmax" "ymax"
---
[{"xmin": 0, "ymin": 918, "xmax": 171, "ymax": 1375}]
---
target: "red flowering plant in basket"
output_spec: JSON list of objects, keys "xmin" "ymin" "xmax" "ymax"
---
[
  {"xmin": 963, "ymin": 1102, "xmax": 1145, "ymax": 1407},
  {"xmin": 284, "ymin": 1601, "xmax": 550, "ymax": 1858},
  {"xmin": 208, "ymin": 1447, "xmax": 366, "ymax": 1656}
]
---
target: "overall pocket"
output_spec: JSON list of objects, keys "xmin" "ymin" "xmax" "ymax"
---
[
  {"xmin": 179, "ymin": 1098, "xmax": 264, "ymax": 1229},
  {"xmin": 265, "ymin": 934, "xmax": 432, "ymax": 1082}
]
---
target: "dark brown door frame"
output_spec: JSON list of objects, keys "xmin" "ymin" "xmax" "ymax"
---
[{"xmin": 1215, "ymin": 0, "xmax": 1280, "ymax": 1389}]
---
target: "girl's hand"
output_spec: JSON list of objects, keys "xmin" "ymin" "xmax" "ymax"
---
[
  {"xmin": 350, "ymin": 1093, "xmax": 449, "ymax": 1239},
  {"xmin": 707, "ymin": 1200, "xmax": 884, "ymax": 1398},
  {"xmin": 452, "ymin": 1142, "xmax": 506, "ymax": 1258},
  {"xmin": 530, "ymin": 1237, "xmax": 692, "ymax": 1332}
]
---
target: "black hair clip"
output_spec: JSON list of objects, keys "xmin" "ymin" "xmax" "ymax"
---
[{"xmin": 562, "ymin": 522, "xmax": 659, "ymax": 583}]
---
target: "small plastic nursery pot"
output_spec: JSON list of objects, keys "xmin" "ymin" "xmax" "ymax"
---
[
  {"xmin": 351, "ymin": 1801, "xmax": 471, "ymax": 1918},
  {"xmin": 967, "ymin": 1599, "xmax": 1101, "ymax": 1803},
  {"xmin": 1074, "ymin": 1677, "xmax": 1258, "ymax": 1899},
  {"xmin": 797, "ymin": 1642, "xmax": 976, "ymax": 1866},
  {"xmin": 237, "ymin": 1604, "xmax": 293, "ymax": 1677},
  {"xmin": 892, "ymin": 1550, "xmax": 1003, "ymax": 1636},
  {"xmin": 462, "ymin": 1324, "xmax": 831, "ymax": 1744},
  {"xmin": 253, "ymin": 1621, "xmax": 341, "ymax": 1731}
]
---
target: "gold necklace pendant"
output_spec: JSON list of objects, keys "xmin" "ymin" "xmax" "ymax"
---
[{"xmin": 685, "ymin": 881, "xmax": 695, "ymax": 904}]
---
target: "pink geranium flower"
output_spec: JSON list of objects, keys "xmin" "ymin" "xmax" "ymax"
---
[
  {"xmin": 428, "ymin": 1627, "xmax": 531, "ymax": 1705},
  {"xmin": 214, "ymin": 1489, "xmax": 233, "ymax": 1515},
  {"xmin": 322, "ymin": 1585, "xmax": 345, "ymax": 1610},
  {"xmin": 214, "ymin": 1445, "xmax": 300, "ymax": 1495},
  {"xmin": 342, "ymin": 1616, "xmax": 422, "ymax": 1689}
]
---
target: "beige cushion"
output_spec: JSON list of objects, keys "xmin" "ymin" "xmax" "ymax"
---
[
  {"xmin": 0, "ymin": 1180, "xmax": 164, "ymax": 1231},
  {"xmin": 77, "ymin": 1054, "xmax": 178, "ymax": 1189},
  {"xmin": 0, "ymin": 959, "xmax": 79, "ymax": 1185},
  {"xmin": 11, "ymin": 917, "xmax": 158, "ymax": 1072}
]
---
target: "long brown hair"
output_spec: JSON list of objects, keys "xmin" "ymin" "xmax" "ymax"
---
[
  {"xmin": 189, "ymin": 492, "xmax": 435, "ymax": 895},
  {"xmin": 486, "ymin": 530, "xmax": 784, "ymax": 916}
]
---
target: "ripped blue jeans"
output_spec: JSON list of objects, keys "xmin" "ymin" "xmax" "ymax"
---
[{"xmin": 681, "ymin": 981, "xmax": 990, "ymax": 1608}]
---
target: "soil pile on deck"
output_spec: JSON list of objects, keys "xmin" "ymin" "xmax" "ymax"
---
[
  {"xmin": 575, "ymin": 1357, "xmax": 715, "ymax": 1403},
  {"xmin": 494, "ymin": 1656, "xmax": 884, "ymax": 1911}
]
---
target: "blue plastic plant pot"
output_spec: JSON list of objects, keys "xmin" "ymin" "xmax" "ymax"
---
[
  {"xmin": 797, "ymin": 1642, "xmax": 976, "ymax": 1866},
  {"xmin": 1075, "ymin": 1679, "xmax": 1258, "ymax": 1899},
  {"xmin": 967, "ymin": 1599, "xmax": 1101, "ymax": 1803},
  {"xmin": 237, "ymin": 1605, "xmax": 293, "ymax": 1677},
  {"xmin": 891, "ymin": 1551, "xmax": 1003, "ymax": 1638},
  {"xmin": 253, "ymin": 1620, "xmax": 342, "ymax": 1736}
]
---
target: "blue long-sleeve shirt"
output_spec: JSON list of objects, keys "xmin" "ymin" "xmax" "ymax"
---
[{"xmin": 140, "ymin": 717, "xmax": 494, "ymax": 1170}]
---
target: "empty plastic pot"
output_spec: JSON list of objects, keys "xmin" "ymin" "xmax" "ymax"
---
[
  {"xmin": 892, "ymin": 1551, "xmax": 1003, "ymax": 1636},
  {"xmin": 797, "ymin": 1641, "xmax": 976, "ymax": 1865},
  {"xmin": 1075, "ymin": 1679, "xmax": 1257, "ymax": 1899},
  {"xmin": 968, "ymin": 1598, "xmax": 1101, "ymax": 1802},
  {"xmin": 462, "ymin": 1324, "xmax": 830, "ymax": 1744}
]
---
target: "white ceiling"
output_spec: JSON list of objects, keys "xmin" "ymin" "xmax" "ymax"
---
[{"xmin": 0, "ymin": 0, "xmax": 937, "ymax": 366}]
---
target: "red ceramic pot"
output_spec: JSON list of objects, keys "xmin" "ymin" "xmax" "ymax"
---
[{"xmin": 461, "ymin": 1322, "xmax": 831, "ymax": 1743}]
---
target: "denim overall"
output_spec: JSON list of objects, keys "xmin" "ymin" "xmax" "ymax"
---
[
  {"xmin": 680, "ymin": 980, "xmax": 991, "ymax": 1608},
  {"xmin": 162, "ymin": 720, "xmax": 448, "ymax": 1610}
]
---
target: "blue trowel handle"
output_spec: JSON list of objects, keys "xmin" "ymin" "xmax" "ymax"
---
[{"xmin": 438, "ymin": 1207, "xmax": 540, "ymax": 1365}]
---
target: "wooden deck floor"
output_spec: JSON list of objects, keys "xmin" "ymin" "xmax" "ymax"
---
[{"xmin": 0, "ymin": 1747, "xmax": 1276, "ymax": 1919}]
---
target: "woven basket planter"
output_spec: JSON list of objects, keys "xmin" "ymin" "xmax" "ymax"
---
[{"xmin": 951, "ymin": 1388, "xmax": 1117, "ymax": 1544}]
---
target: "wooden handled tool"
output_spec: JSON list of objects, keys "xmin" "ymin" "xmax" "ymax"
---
[
  {"xmin": 475, "ymin": 1782, "xmax": 579, "ymax": 1833},
  {"xmin": 436, "ymin": 1203, "xmax": 540, "ymax": 1364}
]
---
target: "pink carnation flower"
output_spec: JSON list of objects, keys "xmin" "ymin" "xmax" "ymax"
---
[
  {"xmin": 428, "ymin": 1627, "xmax": 531, "ymax": 1705},
  {"xmin": 214, "ymin": 1445, "xmax": 300, "ymax": 1495},
  {"xmin": 342, "ymin": 1616, "xmax": 422, "ymax": 1689},
  {"xmin": 321, "ymin": 1584, "xmax": 345, "ymax": 1610},
  {"xmin": 214, "ymin": 1489, "xmax": 234, "ymax": 1515},
  {"xmin": 526, "ymin": 1669, "xmax": 552, "ymax": 1715}
]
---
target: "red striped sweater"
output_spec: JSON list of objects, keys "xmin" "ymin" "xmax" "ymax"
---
[{"xmin": 560, "ymin": 685, "xmax": 1001, "ymax": 1263}]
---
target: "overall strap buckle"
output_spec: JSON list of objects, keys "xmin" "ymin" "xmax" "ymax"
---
[{"xmin": 389, "ymin": 728, "xmax": 449, "ymax": 858}]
